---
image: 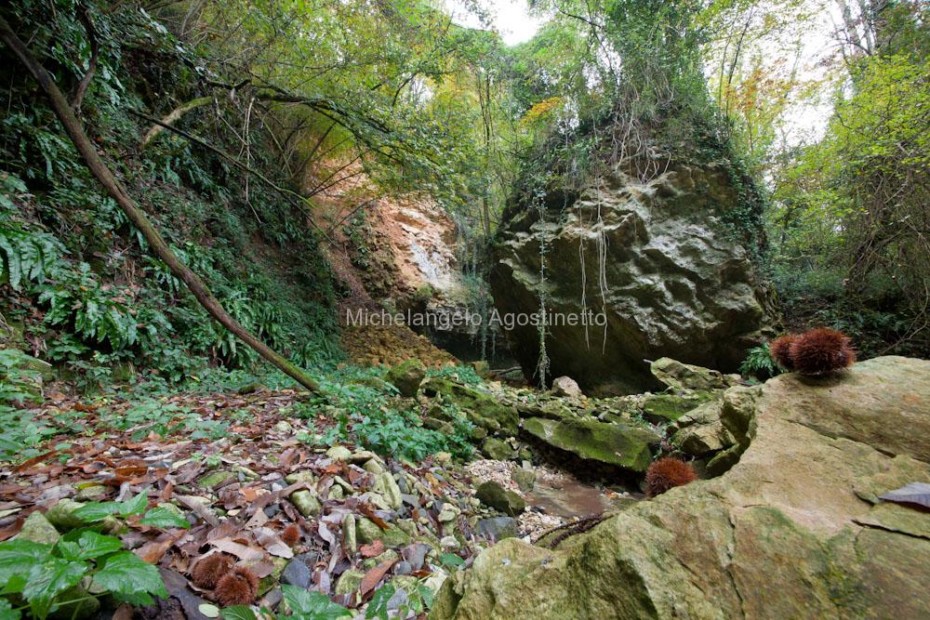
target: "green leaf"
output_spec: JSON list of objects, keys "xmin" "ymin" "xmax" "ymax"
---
[
  {"xmin": 56, "ymin": 531, "xmax": 124, "ymax": 561},
  {"xmin": 118, "ymin": 492, "xmax": 149, "ymax": 517},
  {"xmin": 140, "ymin": 507, "xmax": 190, "ymax": 529},
  {"xmin": 220, "ymin": 606, "xmax": 258, "ymax": 620},
  {"xmin": 92, "ymin": 552, "xmax": 167, "ymax": 606},
  {"xmin": 439, "ymin": 552, "xmax": 465, "ymax": 568},
  {"xmin": 71, "ymin": 501, "xmax": 121, "ymax": 523},
  {"xmin": 23, "ymin": 558, "xmax": 88, "ymax": 619},
  {"xmin": 0, "ymin": 539, "xmax": 53, "ymax": 589},
  {"xmin": 365, "ymin": 584, "xmax": 395, "ymax": 620},
  {"xmin": 0, "ymin": 598, "xmax": 21, "ymax": 620},
  {"xmin": 73, "ymin": 492, "xmax": 148, "ymax": 524},
  {"xmin": 281, "ymin": 585, "xmax": 351, "ymax": 620}
]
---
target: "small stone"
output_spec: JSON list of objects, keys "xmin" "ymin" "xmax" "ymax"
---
[
  {"xmin": 281, "ymin": 558, "xmax": 311, "ymax": 588},
  {"xmin": 363, "ymin": 459, "xmax": 386, "ymax": 475},
  {"xmin": 373, "ymin": 472, "xmax": 403, "ymax": 510},
  {"xmin": 335, "ymin": 569, "xmax": 365, "ymax": 595},
  {"xmin": 344, "ymin": 514, "xmax": 357, "ymax": 553},
  {"xmin": 284, "ymin": 471, "xmax": 317, "ymax": 485},
  {"xmin": 394, "ymin": 560, "xmax": 413, "ymax": 575},
  {"xmin": 289, "ymin": 490, "xmax": 321, "ymax": 517},
  {"xmin": 74, "ymin": 485, "xmax": 108, "ymax": 502},
  {"xmin": 511, "ymin": 467, "xmax": 537, "ymax": 492},
  {"xmin": 551, "ymin": 376, "xmax": 583, "ymax": 398},
  {"xmin": 356, "ymin": 517, "xmax": 411, "ymax": 547},
  {"xmin": 437, "ymin": 504, "xmax": 460, "ymax": 523},
  {"xmin": 440, "ymin": 536, "xmax": 460, "ymax": 550},
  {"xmin": 477, "ymin": 516, "xmax": 518, "ymax": 540},
  {"xmin": 197, "ymin": 470, "xmax": 235, "ymax": 489},
  {"xmin": 17, "ymin": 511, "xmax": 60, "ymax": 544},
  {"xmin": 349, "ymin": 450, "xmax": 379, "ymax": 464},
  {"xmin": 274, "ymin": 421, "xmax": 293, "ymax": 434},
  {"xmin": 475, "ymin": 481, "xmax": 526, "ymax": 516},
  {"xmin": 329, "ymin": 486, "xmax": 345, "ymax": 501},
  {"xmin": 326, "ymin": 446, "xmax": 353, "ymax": 461},
  {"xmin": 45, "ymin": 499, "xmax": 86, "ymax": 530}
]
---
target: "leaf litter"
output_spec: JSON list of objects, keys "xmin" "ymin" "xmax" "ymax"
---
[{"xmin": 0, "ymin": 387, "xmax": 504, "ymax": 618}]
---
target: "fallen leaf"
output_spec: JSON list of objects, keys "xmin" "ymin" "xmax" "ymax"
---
[
  {"xmin": 136, "ymin": 529, "xmax": 187, "ymax": 564},
  {"xmin": 254, "ymin": 527, "xmax": 294, "ymax": 558},
  {"xmin": 359, "ymin": 540, "xmax": 384, "ymax": 558},
  {"xmin": 210, "ymin": 538, "xmax": 267, "ymax": 562},
  {"xmin": 360, "ymin": 558, "xmax": 398, "ymax": 597}
]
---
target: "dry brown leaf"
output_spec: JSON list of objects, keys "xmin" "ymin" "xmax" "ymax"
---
[
  {"xmin": 136, "ymin": 529, "xmax": 187, "ymax": 564},
  {"xmin": 359, "ymin": 540, "xmax": 384, "ymax": 558},
  {"xmin": 254, "ymin": 527, "xmax": 293, "ymax": 559},
  {"xmin": 210, "ymin": 538, "xmax": 266, "ymax": 562},
  {"xmin": 360, "ymin": 558, "xmax": 398, "ymax": 597}
]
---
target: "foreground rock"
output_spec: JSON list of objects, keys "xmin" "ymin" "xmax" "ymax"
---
[
  {"xmin": 433, "ymin": 357, "xmax": 930, "ymax": 619},
  {"xmin": 490, "ymin": 161, "xmax": 771, "ymax": 395}
]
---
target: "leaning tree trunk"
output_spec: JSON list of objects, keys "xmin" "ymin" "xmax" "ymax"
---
[{"xmin": 0, "ymin": 15, "xmax": 323, "ymax": 394}]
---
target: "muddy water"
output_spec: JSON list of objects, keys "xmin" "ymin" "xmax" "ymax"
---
[{"xmin": 525, "ymin": 470, "xmax": 635, "ymax": 519}]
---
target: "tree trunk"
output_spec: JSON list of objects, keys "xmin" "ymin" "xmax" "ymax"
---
[{"xmin": 0, "ymin": 15, "xmax": 323, "ymax": 394}]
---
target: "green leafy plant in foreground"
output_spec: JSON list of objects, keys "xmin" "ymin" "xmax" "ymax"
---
[{"xmin": 0, "ymin": 501, "xmax": 170, "ymax": 619}]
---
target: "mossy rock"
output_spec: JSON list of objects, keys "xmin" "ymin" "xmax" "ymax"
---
[
  {"xmin": 421, "ymin": 378, "xmax": 519, "ymax": 436},
  {"xmin": 522, "ymin": 417, "xmax": 660, "ymax": 472},
  {"xmin": 481, "ymin": 437, "xmax": 516, "ymax": 461},
  {"xmin": 640, "ymin": 391, "xmax": 714, "ymax": 424},
  {"xmin": 386, "ymin": 359, "xmax": 427, "ymax": 397},
  {"xmin": 475, "ymin": 481, "xmax": 525, "ymax": 517},
  {"xmin": 356, "ymin": 517, "xmax": 412, "ymax": 547}
]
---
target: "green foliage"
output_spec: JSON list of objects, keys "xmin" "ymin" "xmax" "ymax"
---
[
  {"xmin": 312, "ymin": 367, "xmax": 473, "ymax": 461},
  {"xmin": 0, "ymin": 0, "xmax": 342, "ymax": 388},
  {"xmin": 739, "ymin": 345, "xmax": 781, "ymax": 380},
  {"xmin": 281, "ymin": 585, "xmax": 351, "ymax": 619},
  {"xmin": 0, "ymin": 530, "xmax": 167, "ymax": 618},
  {"xmin": 95, "ymin": 398, "xmax": 232, "ymax": 443},
  {"xmin": 767, "ymin": 8, "xmax": 930, "ymax": 357},
  {"xmin": 426, "ymin": 364, "xmax": 484, "ymax": 387}
]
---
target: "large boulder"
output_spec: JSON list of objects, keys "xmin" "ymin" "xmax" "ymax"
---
[
  {"xmin": 432, "ymin": 357, "xmax": 930, "ymax": 619},
  {"xmin": 490, "ymin": 162, "xmax": 771, "ymax": 395}
]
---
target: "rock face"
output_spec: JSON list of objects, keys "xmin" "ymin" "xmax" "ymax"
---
[
  {"xmin": 432, "ymin": 357, "xmax": 930, "ymax": 620},
  {"xmin": 490, "ymin": 163, "xmax": 770, "ymax": 394}
]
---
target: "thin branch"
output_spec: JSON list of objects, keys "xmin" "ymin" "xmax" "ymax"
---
[
  {"xmin": 131, "ymin": 109, "xmax": 333, "ymax": 243},
  {"xmin": 71, "ymin": 3, "xmax": 98, "ymax": 111}
]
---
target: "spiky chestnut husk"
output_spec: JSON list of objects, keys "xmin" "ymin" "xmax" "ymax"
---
[
  {"xmin": 214, "ymin": 566, "xmax": 259, "ymax": 606},
  {"xmin": 645, "ymin": 457, "xmax": 698, "ymax": 498},
  {"xmin": 769, "ymin": 334, "xmax": 798, "ymax": 370},
  {"xmin": 190, "ymin": 553, "xmax": 234, "ymax": 589},
  {"xmin": 281, "ymin": 523, "xmax": 301, "ymax": 547},
  {"xmin": 789, "ymin": 328, "xmax": 856, "ymax": 376}
]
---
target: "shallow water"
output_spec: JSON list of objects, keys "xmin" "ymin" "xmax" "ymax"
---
[{"xmin": 525, "ymin": 471, "xmax": 624, "ymax": 518}]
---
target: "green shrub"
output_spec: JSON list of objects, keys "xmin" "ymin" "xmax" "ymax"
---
[{"xmin": 739, "ymin": 345, "xmax": 781, "ymax": 381}]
